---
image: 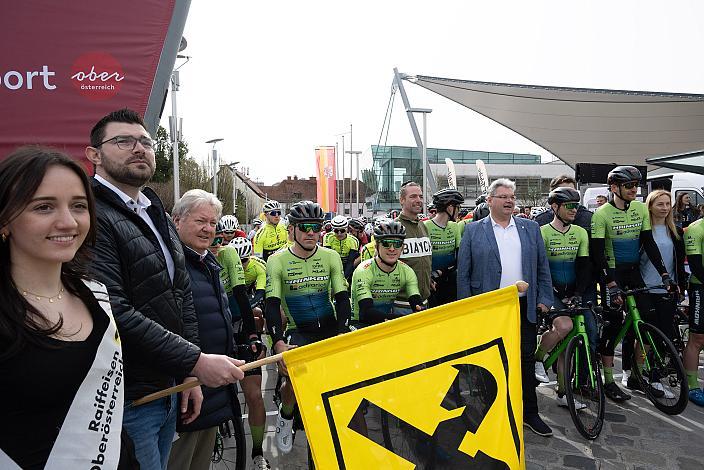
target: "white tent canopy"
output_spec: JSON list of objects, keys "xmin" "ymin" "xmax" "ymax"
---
[{"xmin": 410, "ymin": 75, "xmax": 704, "ymax": 170}]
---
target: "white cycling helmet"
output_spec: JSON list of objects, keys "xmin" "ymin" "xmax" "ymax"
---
[
  {"xmin": 220, "ymin": 214, "xmax": 239, "ymax": 232},
  {"xmin": 331, "ymin": 215, "xmax": 348, "ymax": 230},
  {"xmin": 364, "ymin": 222, "xmax": 373, "ymax": 237},
  {"xmin": 263, "ymin": 200, "xmax": 281, "ymax": 213},
  {"xmin": 252, "ymin": 218, "xmax": 262, "ymax": 227},
  {"xmin": 229, "ymin": 237, "xmax": 252, "ymax": 259}
]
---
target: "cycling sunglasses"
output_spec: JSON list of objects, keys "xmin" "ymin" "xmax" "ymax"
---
[
  {"xmin": 210, "ymin": 236, "xmax": 224, "ymax": 246},
  {"xmin": 334, "ymin": 229, "xmax": 347, "ymax": 234},
  {"xmin": 562, "ymin": 202, "xmax": 579, "ymax": 210},
  {"xmin": 621, "ymin": 181, "xmax": 639, "ymax": 189},
  {"xmin": 267, "ymin": 211, "xmax": 281, "ymax": 216},
  {"xmin": 379, "ymin": 239, "xmax": 404, "ymax": 249},
  {"xmin": 297, "ymin": 222, "xmax": 323, "ymax": 233}
]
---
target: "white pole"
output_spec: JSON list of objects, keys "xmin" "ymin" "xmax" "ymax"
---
[
  {"xmin": 341, "ymin": 136, "xmax": 346, "ymax": 215},
  {"xmin": 232, "ymin": 166, "xmax": 237, "ymax": 216},
  {"xmin": 212, "ymin": 148, "xmax": 218, "ymax": 196},
  {"xmin": 171, "ymin": 71, "xmax": 180, "ymax": 205},
  {"xmin": 422, "ymin": 113, "xmax": 428, "ymax": 209},
  {"xmin": 356, "ymin": 152, "xmax": 360, "ymax": 216}
]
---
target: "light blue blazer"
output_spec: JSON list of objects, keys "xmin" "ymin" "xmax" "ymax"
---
[{"xmin": 457, "ymin": 216, "xmax": 553, "ymax": 323}]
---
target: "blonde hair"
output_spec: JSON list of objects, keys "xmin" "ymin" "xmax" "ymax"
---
[{"xmin": 646, "ymin": 189, "xmax": 679, "ymax": 240}]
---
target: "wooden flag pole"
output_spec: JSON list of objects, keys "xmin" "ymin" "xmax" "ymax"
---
[{"xmin": 131, "ymin": 353, "xmax": 284, "ymax": 407}]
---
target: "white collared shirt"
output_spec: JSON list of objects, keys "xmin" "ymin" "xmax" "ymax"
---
[
  {"xmin": 490, "ymin": 215, "xmax": 524, "ymax": 295},
  {"xmin": 94, "ymin": 174, "xmax": 175, "ymax": 281}
]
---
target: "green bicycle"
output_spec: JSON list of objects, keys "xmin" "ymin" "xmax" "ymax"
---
[
  {"xmin": 614, "ymin": 285, "xmax": 688, "ymax": 415},
  {"xmin": 542, "ymin": 303, "xmax": 605, "ymax": 440}
]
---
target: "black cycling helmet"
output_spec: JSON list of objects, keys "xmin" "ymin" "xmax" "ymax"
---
[
  {"xmin": 607, "ymin": 166, "xmax": 642, "ymax": 185},
  {"xmin": 475, "ymin": 194, "xmax": 487, "ymax": 205},
  {"xmin": 432, "ymin": 188, "xmax": 464, "ymax": 209},
  {"xmin": 374, "ymin": 220, "xmax": 406, "ymax": 240},
  {"xmin": 473, "ymin": 202, "xmax": 490, "ymax": 222},
  {"xmin": 215, "ymin": 221, "xmax": 224, "ymax": 234},
  {"xmin": 287, "ymin": 200, "xmax": 324, "ymax": 223},
  {"xmin": 348, "ymin": 218, "xmax": 364, "ymax": 231},
  {"xmin": 547, "ymin": 187, "xmax": 581, "ymax": 205}
]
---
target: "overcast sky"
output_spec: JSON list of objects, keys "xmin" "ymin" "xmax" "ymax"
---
[{"xmin": 160, "ymin": 0, "xmax": 704, "ymax": 185}]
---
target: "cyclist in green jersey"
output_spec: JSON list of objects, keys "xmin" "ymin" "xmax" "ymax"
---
[
  {"xmin": 534, "ymin": 188, "xmax": 591, "ymax": 409},
  {"xmin": 591, "ymin": 166, "xmax": 675, "ymax": 402},
  {"xmin": 424, "ymin": 188, "xmax": 464, "ymax": 307},
  {"xmin": 253, "ymin": 200, "xmax": 288, "ymax": 260},
  {"xmin": 229, "ymin": 237, "xmax": 266, "ymax": 319},
  {"xmin": 351, "ymin": 220, "xmax": 423, "ymax": 327},
  {"xmin": 684, "ymin": 217, "xmax": 704, "ymax": 406},
  {"xmin": 323, "ymin": 214, "xmax": 360, "ymax": 281},
  {"xmin": 265, "ymin": 201, "xmax": 352, "ymax": 453}
]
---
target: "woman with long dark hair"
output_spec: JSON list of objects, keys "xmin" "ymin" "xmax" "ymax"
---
[
  {"xmin": 674, "ymin": 191, "xmax": 698, "ymax": 228},
  {"xmin": 0, "ymin": 147, "xmax": 124, "ymax": 469}
]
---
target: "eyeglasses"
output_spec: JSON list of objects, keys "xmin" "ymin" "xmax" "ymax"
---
[
  {"xmin": 334, "ymin": 229, "xmax": 346, "ymax": 234},
  {"xmin": 492, "ymin": 195, "xmax": 517, "ymax": 201},
  {"xmin": 562, "ymin": 202, "xmax": 579, "ymax": 210},
  {"xmin": 210, "ymin": 236, "xmax": 224, "ymax": 246},
  {"xmin": 621, "ymin": 182, "xmax": 639, "ymax": 189},
  {"xmin": 222, "ymin": 230, "xmax": 235, "ymax": 235},
  {"xmin": 297, "ymin": 222, "xmax": 323, "ymax": 233},
  {"xmin": 268, "ymin": 211, "xmax": 281, "ymax": 216},
  {"xmin": 97, "ymin": 135, "xmax": 154, "ymax": 151},
  {"xmin": 379, "ymin": 239, "xmax": 404, "ymax": 249}
]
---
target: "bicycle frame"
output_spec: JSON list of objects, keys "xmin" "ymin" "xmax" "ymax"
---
[
  {"xmin": 613, "ymin": 294, "xmax": 654, "ymax": 371},
  {"xmin": 543, "ymin": 312, "xmax": 597, "ymax": 388}
]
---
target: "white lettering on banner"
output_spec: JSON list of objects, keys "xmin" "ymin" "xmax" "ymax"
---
[
  {"xmin": 70, "ymin": 65, "xmax": 125, "ymax": 83},
  {"xmin": 401, "ymin": 237, "xmax": 433, "ymax": 259},
  {"xmin": 0, "ymin": 65, "xmax": 56, "ymax": 90}
]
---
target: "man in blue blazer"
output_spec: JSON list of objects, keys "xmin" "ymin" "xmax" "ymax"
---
[{"xmin": 457, "ymin": 178, "xmax": 554, "ymax": 437}]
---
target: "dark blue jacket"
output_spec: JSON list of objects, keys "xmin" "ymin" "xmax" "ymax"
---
[{"xmin": 178, "ymin": 246, "xmax": 237, "ymax": 432}]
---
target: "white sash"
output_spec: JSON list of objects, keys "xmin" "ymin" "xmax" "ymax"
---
[{"xmin": 0, "ymin": 280, "xmax": 124, "ymax": 470}]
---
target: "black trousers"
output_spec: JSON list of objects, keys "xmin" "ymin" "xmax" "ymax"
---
[{"xmin": 519, "ymin": 297, "xmax": 539, "ymax": 416}]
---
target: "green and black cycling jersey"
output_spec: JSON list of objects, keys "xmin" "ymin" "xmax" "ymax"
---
[
  {"xmin": 591, "ymin": 200, "xmax": 667, "ymax": 283},
  {"xmin": 243, "ymin": 255, "xmax": 267, "ymax": 308},
  {"xmin": 215, "ymin": 245, "xmax": 255, "ymax": 335},
  {"xmin": 423, "ymin": 219, "xmax": 461, "ymax": 272},
  {"xmin": 685, "ymin": 219, "xmax": 704, "ymax": 285},
  {"xmin": 540, "ymin": 223, "xmax": 590, "ymax": 297},
  {"xmin": 264, "ymin": 246, "xmax": 351, "ymax": 343},
  {"xmin": 351, "ymin": 258, "xmax": 421, "ymax": 325}
]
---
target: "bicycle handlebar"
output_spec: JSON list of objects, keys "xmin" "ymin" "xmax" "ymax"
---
[{"xmin": 620, "ymin": 284, "xmax": 669, "ymax": 296}]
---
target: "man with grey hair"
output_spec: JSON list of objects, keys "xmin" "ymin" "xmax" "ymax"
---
[
  {"xmin": 457, "ymin": 178, "xmax": 554, "ymax": 437},
  {"xmin": 393, "ymin": 181, "xmax": 432, "ymax": 314},
  {"xmin": 86, "ymin": 109, "xmax": 244, "ymax": 469},
  {"xmin": 169, "ymin": 189, "xmax": 264, "ymax": 470}
]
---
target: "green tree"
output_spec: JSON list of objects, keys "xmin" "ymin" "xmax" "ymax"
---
[{"xmin": 152, "ymin": 125, "xmax": 190, "ymax": 183}]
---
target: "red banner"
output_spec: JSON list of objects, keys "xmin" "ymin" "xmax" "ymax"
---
[
  {"xmin": 316, "ymin": 147, "xmax": 337, "ymax": 213},
  {"xmin": 0, "ymin": 1, "xmax": 187, "ymax": 167}
]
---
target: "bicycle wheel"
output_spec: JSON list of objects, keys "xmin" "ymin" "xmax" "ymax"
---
[
  {"xmin": 564, "ymin": 335, "xmax": 605, "ymax": 440},
  {"xmin": 211, "ymin": 417, "xmax": 247, "ymax": 470},
  {"xmin": 630, "ymin": 322, "xmax": 688, "ymax": 415}
]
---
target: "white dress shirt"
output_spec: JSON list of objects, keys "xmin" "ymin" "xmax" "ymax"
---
[
  {"xmin": 490, "ymin": 215, "xmax": 524, "ymax": 295},
  {"xmin": 94, "ymin": 174, "xmax": 175, "ymax": 281}
]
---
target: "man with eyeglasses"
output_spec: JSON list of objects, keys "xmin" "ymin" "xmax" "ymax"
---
[
  {"xmin": 85, "ymin": 109, "xmax": 245, "ymax": 469},
  {"xmin": 394, "ymin": 181, "xmax": 432, "ymax": 314},
  {"xmin": 351, "ymin": 220, "xmax": 422, "ymax": 329},
  {"xmin": 263, "ymin": 201, "xmax": 351, "ymax": 453},
  {"xmin": 591, "ymin": 166, "xmax": 674, "ymax": 402},
  {"xmin": 457, "ymin": 178, "xmax": 554, "ymax": 437},
  {"xmin": 253, "ymin": 200, "xmax": 287, "ymax": 261}
]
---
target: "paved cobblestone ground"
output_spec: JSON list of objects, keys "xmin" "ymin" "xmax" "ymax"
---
[{"xmin": 213, "ymin": 354, "xmax": 704, "ymax": 470}]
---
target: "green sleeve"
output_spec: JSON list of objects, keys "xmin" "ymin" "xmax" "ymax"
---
[
  {"xmin": 686, "ymin": 225, "xmax": 704, "ymax": 256},
  {"xmin": 352, "ymin": 266, "xmax": 373, "ymax": 302},
  {"xmin": 639, "ymin": 202, "xmax": 652, "ymax": 231},
  {"xmin": 265, "ymin": 253, "xmax": 282, "ymax": 299},
  {"xmin": 577, "ymin": 227, "xmax": 589, "ymax": 257},
  {"xmin": 322, "ymin": 232, "xmax": 332, "ymax": 247},
  {"xmin": 329, "ymin": 250, "xmax": 348, "ymax": 295},
  {"xmin": 253, "ymin": 227, "xmax": 264, "ymax": 257},
  {"xmin": 403, "ymin": 263, "xmax": 421, "ymax": 297},
  {"xmin": 254, "ymin": 260, "xmax": 267, "ymax": 290},
  {"xmin": 218, "ymin": 246, "xmax": 245, "ymax": 289},
  {"xmin": 591, "ymin": 210, "xmax": 606, "ymax": 239}
]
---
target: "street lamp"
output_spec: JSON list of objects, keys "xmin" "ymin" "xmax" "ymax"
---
[
  {"xmin": 346, "ymin": 150, "xmax": 362, "ymax": 216},
  {"xmin": 406, "ymin": 108, "xmax": 432, "ymax": 208},
  {"xmin": 206, "ymin": 138, "xmax": 224, "ymax": 195}
]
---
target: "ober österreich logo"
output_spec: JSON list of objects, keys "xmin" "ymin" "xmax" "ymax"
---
[{"xmin": 71, "ymin": 52, "xmax": 124, "ymax": 101}]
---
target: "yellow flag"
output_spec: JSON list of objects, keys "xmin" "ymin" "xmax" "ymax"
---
[{"xmin": 284, "ymin": 285, "xmax": 525, "ymax": 469}]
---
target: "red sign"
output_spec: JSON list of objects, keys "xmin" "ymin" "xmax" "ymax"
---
[{"xmin": 0, "ymin": 1, "xmax": 187, "ymax": 168}]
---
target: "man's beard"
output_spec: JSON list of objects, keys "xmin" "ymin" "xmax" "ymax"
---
[{"xmin": 101, "ymin": 151, "xmax": 154, "ymax": 188}]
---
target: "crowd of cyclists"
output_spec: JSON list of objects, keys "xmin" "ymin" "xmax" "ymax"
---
[{"xmin": 194, "ymin": 164, "xmax": 704, "ymax": 465}]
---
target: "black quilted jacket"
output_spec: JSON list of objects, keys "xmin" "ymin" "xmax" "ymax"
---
[{"xmin": 89, "ymin": 179, "xmax": 201, "ymax": 401}]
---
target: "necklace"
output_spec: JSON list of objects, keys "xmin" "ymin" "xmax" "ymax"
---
[{"xmin": 19, "ymin": 286, "xmax": 65, "ymax": 303}]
